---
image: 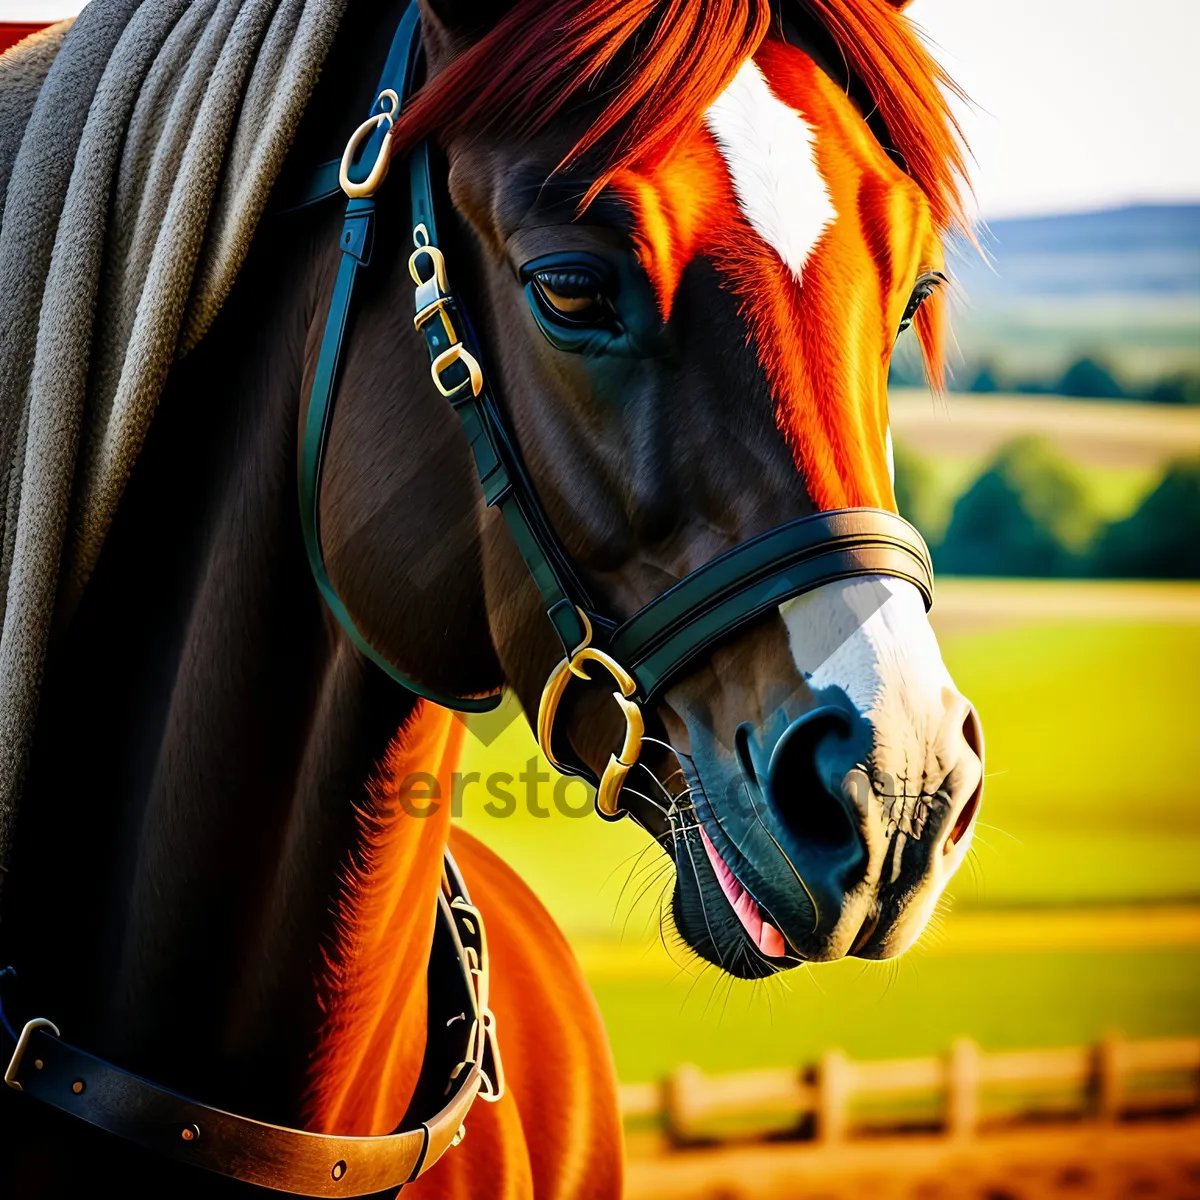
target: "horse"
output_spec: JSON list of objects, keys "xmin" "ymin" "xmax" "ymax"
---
[{"xmin": 0, "ymin": 0, "xmax": 982, "ymax": 1195}]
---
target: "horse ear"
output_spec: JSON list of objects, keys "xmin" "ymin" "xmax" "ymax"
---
[{"xmin": 422, "ymin": 0, "xmax": 519, "ymax": 37}]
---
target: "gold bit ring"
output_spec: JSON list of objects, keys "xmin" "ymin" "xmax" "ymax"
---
[{"xmin": 537, "ymin": 612, "xmax": 645, "ymax": 818}]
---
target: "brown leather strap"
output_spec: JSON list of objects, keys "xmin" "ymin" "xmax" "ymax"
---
[{"xmin": 2, "ymin": 850, "xmax": 502, "ymax": 1197}]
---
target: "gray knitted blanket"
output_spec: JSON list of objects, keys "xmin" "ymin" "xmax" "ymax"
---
[{"xmin": 0, "ymin": 0, "xmax": 347, "ymax": 869}]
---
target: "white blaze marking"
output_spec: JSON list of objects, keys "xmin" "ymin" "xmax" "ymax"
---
[
  {"xmin": 704, "ymin": 58, "xmax": 837, "ymax": 281},
  {"xmin": 781, "ymin": 576, "xmax": 954, "ymax": 721},
  {"xmin": 781, "ymin": 576, "xmax": 981, "ymax": 955}
]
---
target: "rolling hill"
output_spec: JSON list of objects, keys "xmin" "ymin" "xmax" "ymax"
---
[{"xmin": 893, "ymin": 204, "xmax": 1200, "ymax": 389}]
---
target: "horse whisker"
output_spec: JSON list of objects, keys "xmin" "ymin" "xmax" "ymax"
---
[
  {"xmin": 678, "ymin": 823, "xmax": 729, "ymax": 973},
  {"xmin": 619, "ymin": 786, "xmax": 674, "ymax": 818},
  {"xmin": 640, "ymin": 735, "xmax": 695, "ymax": 765}
]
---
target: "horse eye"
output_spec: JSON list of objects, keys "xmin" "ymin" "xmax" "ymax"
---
[
  {"xmin": 897, "ymin": 270, "xmax": 947, "ymax": 335},
  {"xmin": 533, "ymin": 268, "xmax": 607, "ymax": 323}
]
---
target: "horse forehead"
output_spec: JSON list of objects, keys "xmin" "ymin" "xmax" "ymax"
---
[
  {"xmin": 619, "ymin": 47, "xmax": 924, "ymax": 307},
  {"xmin": 703, "ymin": 56, "xmax": 836, "ymax": 282}
]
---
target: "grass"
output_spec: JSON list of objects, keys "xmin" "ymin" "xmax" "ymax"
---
[
  {"xmin": 938, "ymin": 619, "xmax": 1200, "ymax": 906},
  {"xmin": 456, "ymin": 585, "xmax": 1200, "ymax": 1080},
  {"xmin": 589, "ymin": 949, "xmax": 1200, "ymax": 1082}
]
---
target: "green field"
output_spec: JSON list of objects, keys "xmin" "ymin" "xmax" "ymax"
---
[
  {"xmin": 456, "ymin": 582, "xmax": 1200, "ymax": 1081},
  {"xmin": 588, "ymin": 950, "xmax": 1200, "ymax": 1082}
]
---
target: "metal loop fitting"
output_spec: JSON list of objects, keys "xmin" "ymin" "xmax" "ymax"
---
[
  {"xmin": 409, "ymin": 232, "xmax": 448, "ymax": 294},
  {"xmin": 339, "ymin": 89, "xmax": 400, "ymax": 199},
  {"xmin": 537, "ymin": 610, "xmax": 645, "ymax": 818},
  {"xmin": 5, "ymin": 1018, "xmax": 60, "ymax": 1092},
  {"xmin": 446, "ymin": 896, "xmax": 505, "ymax": 1104},
  {"xmin": 409, "ymin": 227, "xmax": 483, "ymax": 398}
]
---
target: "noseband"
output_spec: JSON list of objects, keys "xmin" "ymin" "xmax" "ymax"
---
[{"xmin": 300, "ymin": 1, "xmax": 934, "ymax": 819}]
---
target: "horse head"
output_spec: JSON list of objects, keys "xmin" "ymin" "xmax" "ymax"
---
[{"xmin": 319, "ymin": 0, "xmax": 982, "ymax": 979}]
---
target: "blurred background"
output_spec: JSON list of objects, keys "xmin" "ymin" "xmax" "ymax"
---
[{"xmin": 4, "ymin": 0, "xmax": 1197, "ymax": 1195}]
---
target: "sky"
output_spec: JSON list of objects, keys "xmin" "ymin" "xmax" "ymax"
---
[
  {"xmin": 3, "ymin": 0, "xmax": 1198, "ymax": 218},
  {"xmin": 907, "ymin": 0, "xmax": 1200, "ymax": 218}
]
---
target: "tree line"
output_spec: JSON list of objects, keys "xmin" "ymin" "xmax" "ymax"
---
[
  {"xmin": 891, "ymin": 357, "xmax": 1200, "ymax": 406},
  {"xmin": 894, "ymin": 438, "xmax": 1200, "ymax": 579}
]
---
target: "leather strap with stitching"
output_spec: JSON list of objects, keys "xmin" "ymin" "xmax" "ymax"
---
[
  {"xmin": 295, "ymin": 3, "xmax": 502, "ymax": 712},
  {"xmin": 1, "ymin": 851, "xmax": 501, "ymax": 1197},
  {"xmin": 609, "ymin": 507, "xmax": 933, "ymax": 701}
]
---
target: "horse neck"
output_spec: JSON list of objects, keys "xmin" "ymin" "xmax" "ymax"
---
[
  {"xmin": 307, "ymin": 703, "xmax": 464, "ymax": 1135},
  {"xmin": 1, "ymin": 198, "xmax": 456, "ymax": 1131}
]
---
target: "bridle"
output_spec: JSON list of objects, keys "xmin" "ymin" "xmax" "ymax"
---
[
  {"xmin": 1, "ymin": 2, "xmax": 934, "ymax": 1193},
  {"xmin": 301, "ymin": 2, "xmax": 935, "ymax": 820}
]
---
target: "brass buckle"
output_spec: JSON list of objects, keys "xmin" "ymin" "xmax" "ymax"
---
[
  {"xmin": 408, "ymin": 224, "xmax": 448, "ymax": 294},
  {"xmin": 339, "ymin": 89, "xmax": 400, "ymax": 199},
  {"xmin": 447, "ymin": 896, "xmax": 505, "ymax": 1103},
  {"xmin": 431, "ymin": 344, "xmax": 483, "ymax": 399},
  {"xmin": 409, "ymin": 226, "xmax": 480, "ymax": 396},
  {"xmin": 4, "ymin": 1017, "xmax": 59, "ymax": 1091},
  {"xmin": 414, "ymin": 295, "xmax": 458, "ymax": 344},
  {"xmin": 537, "ymin": 610, "xmax": 645, "ymax": 818}
]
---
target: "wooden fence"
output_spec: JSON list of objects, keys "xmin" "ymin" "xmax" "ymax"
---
[{"xmin": 619, "ymin": 1033, "xmax": 1200, "ymax": 1147}]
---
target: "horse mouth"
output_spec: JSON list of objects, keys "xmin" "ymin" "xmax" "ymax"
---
[{"xmin": 697, "ymin": 824, "xmax": 788, "ymax": 959}]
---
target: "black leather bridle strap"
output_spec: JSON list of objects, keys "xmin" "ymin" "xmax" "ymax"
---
[
  {"xmin": 610, "ymin": 508, "xmax": 933, "ymax": 701},
  {"xmin": 295, "ymin": 4, "xmax": 502, "ymax": 712},
  {"xmin": 405, "ymin": 154, "xmax": 600, "ymax": 660},
  {"xmin": 1, "ymin": 853, "xmax": 501, "ymax": 1198},
  {"xmin": 274, "ymin": 156, "xmax": 341, "ymax": 213}
]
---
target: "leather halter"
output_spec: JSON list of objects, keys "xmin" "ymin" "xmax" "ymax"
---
[
  {"xmin": 2, "ymin": 852, "xmax": 502, "ymax": 1195},
  {"xmin": 297, "ymin": 2, "xmax": 935, "ymax": 817}
]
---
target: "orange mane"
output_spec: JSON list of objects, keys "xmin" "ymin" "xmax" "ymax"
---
[{"xmin": 390, "ymin": 0, "xmax": 967, "ymax": 393}]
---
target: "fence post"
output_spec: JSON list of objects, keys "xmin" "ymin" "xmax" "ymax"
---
[
  {"xmin": 947, "ymin": 1037, "xmax": 981, "ymax": 1139},
  {"xmin": 817, "ymin": 1049, "xmax": 851, "ymax": 1143},
  {"xmin": 664, "ymin": 1062, "xmax": 705, "ymax": 1144},
  {"xmin": 1096, "ymin": 1032, "xmax": 1125, "ymax": 1121}
]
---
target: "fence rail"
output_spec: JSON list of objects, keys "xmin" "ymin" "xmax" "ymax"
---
[{"xmin": 620, "ymin": 1033, "xmax": 1200, "ymax": 1146}]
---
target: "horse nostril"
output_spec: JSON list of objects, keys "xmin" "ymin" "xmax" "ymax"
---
[
  {"xmin": 945, "ymin": 704, "xmax": 984, "ymax": 853},
  {"xmin": 766, "ymin": 706, "xmax": 862, "ymax": 854},
  {"xmin": 961, "ymin": 704, "xmax": 984, "ymax": 761},
  {"xmin": 946, "ymin": 784, "xmax": 980, "ymax": 852},
  {"xmin": 734, "ymin": 722, "xmax": 761, "ymax": 792}
]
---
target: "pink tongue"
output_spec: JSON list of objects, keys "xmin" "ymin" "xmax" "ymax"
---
[{"xmin": 698, "ymin": 825, "xmax": 786, "ymax": 958}]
